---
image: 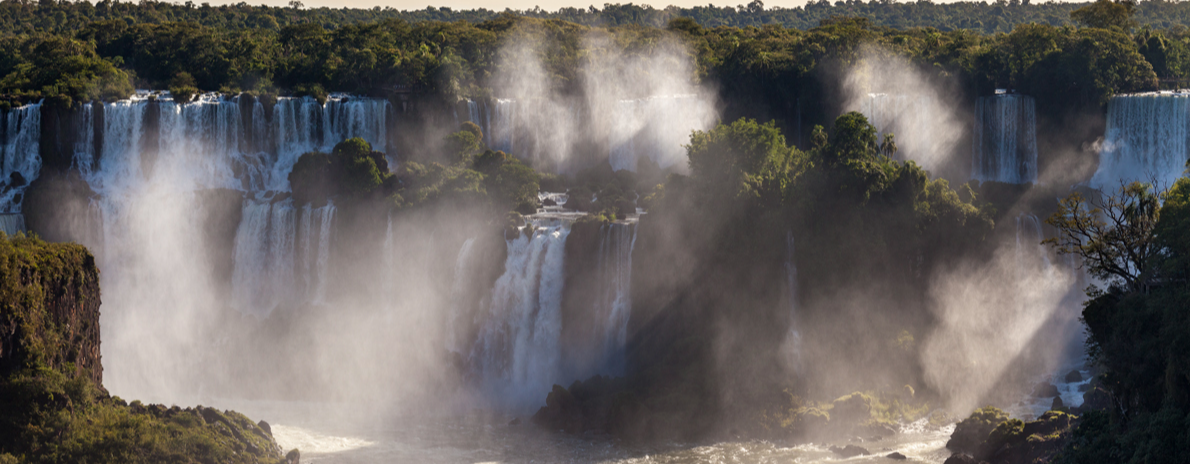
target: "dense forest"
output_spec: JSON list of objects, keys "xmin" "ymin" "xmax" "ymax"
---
[{"xmin": 0, "ymin": 0, "xmax": 1180, "ymax": 116}]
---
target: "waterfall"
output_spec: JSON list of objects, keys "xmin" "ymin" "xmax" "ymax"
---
[
  {"xmin": 973, "ymin": 94, "xmax": 1038, "ymax": 184},
  {"xmin": 1015, "ymin": 213, "xmax": 1053, "ymax": 277},
  {"xmin": 856, "ymin": 92, "xmax": 958, "ymax": 174},
  {"xmin": 0, "ymin": 213, "xmax": 24, "ymax": 236},
  {"xmin": 0, "ymin": 102, "xmax": 42, "ymax": 213},
  {"xmin": 446, "ymin": 237, "xmax": 479, "ymax": 354},
  {"xmin": 491, "ymin": 99, "xmax": 516, "ymax": 154},
  {"xmin": 230, "ymin": 198, "xmax": 335, "ymax": 317},
  {"xmin": 591, "ymin": 222, "xmax": 637, "ymax": 374},
  {"xmin": 68, "ymin": 92, "xmax": 382, "ymax": 318},
  {"xmin": 157, "ymin": 96, "xmax": 244, "ymax": 191},
  {"xmin": 272, "ymin": 95, "xmax": 391, "ymax": 190},
  {"xmin": 608, "ymin": 95, "xmax": 715, "ymax": 172},
  {"xmin": 782, "ymin": 231, "xmax": 802, "ymax": 371},
  {"xmin": 1090, "ymin": 93, "xmax": 1190, "ymax": 190},
  {"xmin": 471, "ymin": 220, "xmax": 569, "ymax": 409}
]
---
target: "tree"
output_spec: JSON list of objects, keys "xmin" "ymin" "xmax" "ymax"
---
[
  {"xmin": 1070, "ymin": 0, "xmax": 1136, "ymax": 30},
  {"xmin": 1044, "ymin": 181, "xmax": 1163, "ymax": 293}
]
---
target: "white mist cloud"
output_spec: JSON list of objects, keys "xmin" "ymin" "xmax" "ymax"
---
[
  {"xmin": 843, "ymin": 48, "xmax": 964, "ymax": 175},
  {"xmin": 920, "ymin": 233, "xmax": 1078, "ymax": 414},
  {"xmin": 488, "ymin": 27, "xmax": 717, "ymax": 173}
]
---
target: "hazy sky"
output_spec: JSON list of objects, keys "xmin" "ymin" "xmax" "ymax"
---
[{"xmin": 217, "ymin": 0, "xmax": 1084, "ymax": 13}]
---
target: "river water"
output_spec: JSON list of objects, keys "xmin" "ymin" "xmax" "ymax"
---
[{"xmin": 215, "ymin": 400, "xmax": 957, "ymax": 463}]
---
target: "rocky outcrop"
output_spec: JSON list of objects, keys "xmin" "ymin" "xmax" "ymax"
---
[
  {"xmin": 0, "ymin": 234, "xmax": 288, "ymax": 463},
  {"xmin": 0, "ymin": 234, "xmax": 102, "ymax": 386},
  {"xmin": 946, "ymin": 407, "xmax": 1076, "ymax": 464}
]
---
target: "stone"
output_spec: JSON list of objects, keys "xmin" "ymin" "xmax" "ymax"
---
[
  {"xmin": 257, "ymin": 420, "xmax": 272, "ymax": 436},
  {"xmin": 509, "ymin": 417, "xmax": 521, "ymax": 426},
  {"xmin": 286, "ymin": 448, "xmax": 301, "ymax": 464},
  {"xmin": 944, "ymin": 453, "xmax": 978, "ymax": 464},
  {"xmin": 1063, "ymin": 370, "xmax": 1083, "ymax": 383},
  {"xmin": 1033, "ymin": 382, "xmax": 1060, "ymax": 398},
  {"xmin": 1051, "ymin": 396, "xmax": 1065, "ymax": 410},
  {"xmin": 887, "ymin": 451, "xmax": 908, "ymax": 460},
  {"xmin": 829, "ymin": 445, "xmax": 870, "ymax": 458}
]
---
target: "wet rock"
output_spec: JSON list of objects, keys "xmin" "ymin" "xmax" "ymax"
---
[
  {"xmin": 887, "ymin": 451, "xmax": 908, "ymax": 460},
  {"xmin": 1079, "ymin": 386, "xmax": 1112, "ymax": 412},
  {"xmin": 543, "ymin": 197, "xmax": 557, "ymax": 207},
  {"xmin": 509, "ymin": 417, "xmax": 521, "ymax": 426},
  {"xmin": 1051, "ymin": 396, "xmax": 1065, "ymax": 410},
  {"xmin": 1064, "ymin": 370, "xmax": 1083, "ymax": 383},
  {"xmin": 829, "ymin": 444, "xmax": 869, "ymax": 458},
  {"xmin": 286, "ymin": 448, "xmax": 301, "ymax": 464},
  {"xmin": 257, "ymin": 420, "xmax": 272, "ymax": 436},
  {"xmin": 947, "ymin": 407, "xmax": 1009, "ymax": 455},
  {"xmin": 1033, "ymin": 382, "xmax": 1060, "ymax": 398},
  {"xmin": 944, "ymin": 453, "xmax": 979, "ymax": 464}
]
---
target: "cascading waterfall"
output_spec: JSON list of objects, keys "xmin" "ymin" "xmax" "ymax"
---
[
  {"xmin": 973, "ymin": 94, "xmax": 1038, "ymax": 184},
  {"xmin": 1091, "ymin": 93, "xmax": 1190, "ymax": 190},
  {"xmin": 71, "ymin": 92, "xmax": 385, "ymax": 296},
  {"xmin": 471, "ymin": 219, "xmax": 569, "ymax": 409},
  {"xmin": 590, "ymin": 222, "xmax": 637, "ymax": 375},
  {"xmin": 271, "ymin": 94, "xmax": 390, "ymax": 191},
  {"xmin": 491, "ymin": 99, "xmax": 516, "ymax": 154},
  {"xmin": 230, "ymin": 198, "xmax": 336, "ymax": 317},
  {"xmin": 0, "ymin": 102, "xmax": 42, "ymax": 214},
  {"xmin": 608, "ymin": 95, "xmax": 715, "ymax": 172}
]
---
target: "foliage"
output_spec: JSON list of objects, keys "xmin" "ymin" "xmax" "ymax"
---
[
  {"xmin": 1071, "ymin": 0, "xmax": 1137, "ymax": 30},
  {"xmin": 1044, "ymin": 181, "xmax": 1162, "ymax": 294},
  {"xmin": 1043, "ymin": 176, "xmax": 1190, "ymax": 463},
  {"xmin": 288, "ymin": 137, "xmax": 390, "ymax": 204}
]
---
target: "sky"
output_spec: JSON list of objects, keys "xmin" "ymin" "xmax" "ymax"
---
[{"xmin": 212, "ymin": 0, "xmax": 1085, "ymax": 13}]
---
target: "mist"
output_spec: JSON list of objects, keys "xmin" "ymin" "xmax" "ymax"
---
[{"xmin": 843, "ymin": 48, "xmax": 968, "ymax": 178}]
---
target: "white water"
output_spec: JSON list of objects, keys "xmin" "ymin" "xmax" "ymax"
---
[
  {"xmin": 781, "ymin": 231, "xmax": 803, "ymax": 373},
  {"xmin": 973, "ymin": 94, "xmax": 1037, "ymax": 184},
  {"xmin": 445, "ymin": 237, "xmax": 479, "ymax": 354},
  {"xmin": 0, "ymin": 102, "xmax": 42, "ymax": 213},
  {"xmin": 230, "ymin": 198, "xmax": 336, "ymax": 318},
  {"xmin": 58, "ymin": 92, "xmax": 383, "ymax": 400},
  {"xmin": 590, "ymin": 222, "xmax": 637, "ymax": 375},
  {"xmin": 853, "ymin": 92, "xmax": 965, "ymax": 176},
  {"xmin": 471, "ymin": 219, "xmax": 570, "ymax": 410},
  {"xmin": 608, "ymin": 95, "xmax": 715, "ymax": 172},
  {"xmin": 0, "ymin": 213, "xmax": 24, "ymax": 236},
  {"xmin": 1090, "ymin": 93, "xmax": 1190, "ymax": 190}
]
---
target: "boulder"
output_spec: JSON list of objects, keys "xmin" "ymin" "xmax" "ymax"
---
[
  {"xmin": 944, "ymin": 453, "xmax": 979, "ymax": 464},
  {"xmin": 887, "ymin": 451, "xmax": 908, "ymax": 460},
  {"xmin": 1051, "ymin": 396, "xmax": 1065, "ymax": 410},
  {"xmin": 509, "ymin": 418, "xmax": 521, "ymax": 426},
  {"xmin": 829, "ymin": 445, "xmax": 869, "ymax": 458},
  {"xmin": 257, "ymin": 420, "xmax": 272, "ymax": 436},
  {"xmin": 1079, "ymin": 386, "xmax": 1112, "ymax": 412},
  {"xmin": 1033, "ymin": 382, "xmax": 1060, "ymax": 398},
  {"xmin": 946, "ymin": 406, "xmax": 1009, "ymax": 455},
  {"xmin": 286, "ymin": 448, "xmax": 301, "ymax": 464},
  {"xmin": 1063, "ymin": 370, "xmax": 1083, "ymax": 383}
]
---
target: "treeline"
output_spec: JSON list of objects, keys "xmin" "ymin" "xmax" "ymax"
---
[
  {"xmin": 0, "ymin": 0, "xmax": 1177, "ymax": 133},
  {"xmin": 12, "ymin": 0, "xmax": 1190, "ymax": 34}
]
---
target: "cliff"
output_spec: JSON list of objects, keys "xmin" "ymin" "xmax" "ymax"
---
[{"xmin": 0, "ymin": 233, "xmax": 290, "ymax": 463}]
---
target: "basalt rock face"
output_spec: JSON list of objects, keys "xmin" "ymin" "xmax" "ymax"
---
[{"xmin": 0, "ymin": 234, "xmax": 102, "ymax": 387}]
